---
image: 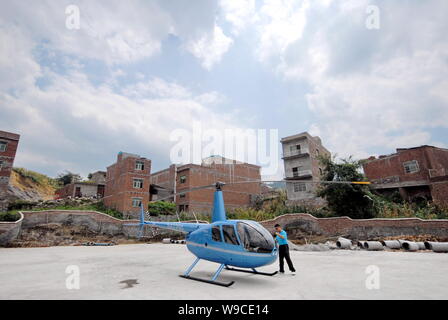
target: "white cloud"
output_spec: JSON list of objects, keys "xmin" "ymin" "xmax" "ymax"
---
[
  {"xmin": 0, "ymin": 0, "xmax": 233, "ymax": 68},
  {"xmin": 253, "ymin": 0, "xmax": 448, "ymax": 159},
  {"xmin": 219, "ymin": 0, "xmax": 255, "ymax": 35},
  {"xmin": 0, "ymin": 26, "xmax": 41, "ymax": 92},
  {"xmin": 185, "ymin": 25, "xmax": 234, "ymax": 70},
  {"xmin": 255, "ymin": 0, "xmax": 310, "ymax": 63}
]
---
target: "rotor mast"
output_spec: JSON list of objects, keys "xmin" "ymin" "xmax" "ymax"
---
[{"xmin": 211, "ymin": 182, "xmax": 227, "ymax": 222}]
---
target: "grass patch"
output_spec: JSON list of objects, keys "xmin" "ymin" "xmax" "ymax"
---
[{"xmin": 13, "ymin": 167, "xmax": 60, "ymax": 189}]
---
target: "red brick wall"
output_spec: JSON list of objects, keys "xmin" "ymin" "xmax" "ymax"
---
[
  {"xmin": 151, "ymin": 162, "xmax": 261, "ymax": 213},
  {"xmin": 0, "ymin": 131, "xmax": 20, "ymax": 186},
  {"xmin": 104, "ymin": 153, "xmax": 151, "ymax": 217},
  {"xmin": 431, "ymin": 181, "xmax": 448, "ymax": 206},
  {"xmin": 363, "ymin": 147, "xmax": 431, "ymax": 183},
  {"xmin": 55, "ymin": 184, "xmax": 75, "ymax": 199},
  {"xmin": 0, "ymin": 131, "xmax": 20, "ymax": 211}
]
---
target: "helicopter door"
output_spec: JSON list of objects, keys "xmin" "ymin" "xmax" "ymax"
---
[
  {"xmin": 237, "ymin": 222, "xmax": 275, "ymax": 253},
  {"xmin": 222, "ymin": 225, "xmax": 239, "ymax": 246}
]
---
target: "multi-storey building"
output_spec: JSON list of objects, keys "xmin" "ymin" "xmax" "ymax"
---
[
  {"xmin": 150, "ymin": 156, "xmax": 261, "ymax": 213},
  {"xmin": 0, "ymin": 130, "xmax": 20, "ymax": 212},
  {"xmin": 280, "ymin": 132, "xmax": 330, "ymax": 205},
  {"xmin": 363, "ymin": 145, "xmax": 448, "ymax": 205},
  {"xmin": 104, "ymin": 152, "xmax": 151, "ymax": 218}
]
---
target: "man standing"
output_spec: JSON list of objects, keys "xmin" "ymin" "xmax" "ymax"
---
[{"xmin": 274, "ymin": 224, "xmax": 296, "ymax": 275}]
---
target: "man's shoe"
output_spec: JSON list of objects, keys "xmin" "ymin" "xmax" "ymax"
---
[
  {"xmin": 290, "ymin": 271, "xmax": 296, "ymax": 276},
  {"xmin": 278, "ymin": 271, "xmax": 285, "ymax": 274}
]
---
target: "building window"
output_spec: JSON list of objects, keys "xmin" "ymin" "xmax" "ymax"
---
[
  {"xmin": 316, "ymin": 149, "xmax": 320, "ymax": 156},
  {"xmin": 135, "ymin": 161, "xmax": 144, "ymax": 171},
  {"xmin": 180, "ymin": 175, "xmax": 187, "ymax": 184},
  {"xmin": 319, "ymin": 168, "xmax": 323, "ymax": 175},
  {"xmin": 133, "ymin": 179, "xmax": 144, "ymax": 189},
  {"xmin": 290, "ymin": 144, "xmax": 301, "ymax": 154},
  {"xmin": 132, "ymin": 198, "xmax": 142, "ymax": 208},
  {"xmin": 292, "ymin": 166, "xmax": 302, "ymax": 177},
  {"xmin": 293, "ymin": 182, "xmax": 307, "ymax": 192},
  {"xmin": 0, "ymin": 141, "xmax": 7, "ymax": 152},
  {"xmin": 0, "ymin": 160, "xmax": 3, "ymax": 170},
  {"xmin": 403, "ymin": 160, "xmax": 419, "ymax": 174},
  {"xmin": 179, "ymin": 193, "xmax": 186, "ymax": 198}
]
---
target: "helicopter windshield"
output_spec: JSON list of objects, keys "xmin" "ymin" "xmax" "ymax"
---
[{"xmin": 237, "ymin": 222, "xmax": 275, "ymax": 253}]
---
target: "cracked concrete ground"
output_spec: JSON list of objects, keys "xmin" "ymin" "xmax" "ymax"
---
[{"xmin": 1, "ymin": 243, "xmax": 447, "ymax": 300}]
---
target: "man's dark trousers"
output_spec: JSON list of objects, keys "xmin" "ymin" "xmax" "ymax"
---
[{"xmin": 278, "ymin": 244, "xmax": 295, "ymax": 272}]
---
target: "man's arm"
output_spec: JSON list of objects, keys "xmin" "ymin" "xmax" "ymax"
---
[{"xmin": 275, "ymin": 232, "xmax": 285, "ymax": 239}]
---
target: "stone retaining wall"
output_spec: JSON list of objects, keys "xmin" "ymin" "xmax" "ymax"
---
[
  {"xmin": 0, "ymin": 212, "xmax": 23, "ymax": 245},
  {"xmin": 261, "ymin": 213, "xmax": 448, "ymax": 239},
  {"xmin": 2, "ymin": 210, "xmax": 448, "ymax": 245}
]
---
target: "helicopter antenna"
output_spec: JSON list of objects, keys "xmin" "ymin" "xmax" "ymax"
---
[{"xmin": 191, "ymin": 211, "xmax": 199, "ymax": 224}]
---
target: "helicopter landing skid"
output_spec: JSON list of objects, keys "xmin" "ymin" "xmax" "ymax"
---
[
  {"xmin": 179, "ymin": 275, "xmax": 235, "ymax": 287},
  {"xmin": 180, "ymin": 258, "xmax": 235, "ymax": 287},
  {"xmin": 225, "ymin": 266, "xmax": 278, "ymax": 276}
]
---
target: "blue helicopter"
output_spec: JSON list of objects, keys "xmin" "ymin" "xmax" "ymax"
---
[
  {"xmin": 126, "ymin": 182, "xmax": 278, "ymax": 287},
  {"xmin": 126, "ymin": 179, "xmax": 371, "ymax": 287}
]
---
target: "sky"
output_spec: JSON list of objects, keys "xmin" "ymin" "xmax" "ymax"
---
[{"xmin": 1, "ymin": 0, "xmax": 447, "ymax": 179}]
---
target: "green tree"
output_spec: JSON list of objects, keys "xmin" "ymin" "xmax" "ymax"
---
[
  {"xmin": 317, "ymin": 156, "xmax": 375, "ymax": 219},
  {"xmin": 56, "ymin": 171, "xmax": 82, "ymax": 186}
]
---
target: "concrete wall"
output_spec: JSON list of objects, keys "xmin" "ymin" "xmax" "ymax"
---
[
  {"xmin": 261, "ymin": 213, "xmax": 448, "ymax": 240},
  {"xmin": 0, "ymin": 212, "xmax": 23, "ymax": 245}
]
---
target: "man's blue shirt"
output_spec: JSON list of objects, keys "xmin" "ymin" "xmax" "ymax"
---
[{"xmin": 276, "ymin": 230, "xmax": 288, "ymax": 245}]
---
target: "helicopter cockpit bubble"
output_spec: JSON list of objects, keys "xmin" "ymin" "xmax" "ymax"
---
[{"xmin": 237, "ymin": 221, "xmax": 275, "ymax": 253}]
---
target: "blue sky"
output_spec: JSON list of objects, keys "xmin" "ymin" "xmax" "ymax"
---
[{"xmin": 1, "ymin": 0, "xmax": 447, "ymax": 179}]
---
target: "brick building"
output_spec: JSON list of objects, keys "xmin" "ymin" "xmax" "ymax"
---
[
  {"xmin": 55, "ymin": 171, "xmax": 106, "ymax": 199},
  {"xmin": 280, "ymin": 132, "xmax": 330, "ymax": 205},
  {"xmin": 104, "ymin": 152, "xmax": 151, "ymax": 218},
  {"xmin": 150, "ymin": 156, "xmax": 261, "ymax": 213},
  {"xmin": 362, "ymin": 145, "xmax": 448, "ymax": 205},
  {"xmin": 0, "ymin": 130, "xmax": 20, "ymax": 212}
]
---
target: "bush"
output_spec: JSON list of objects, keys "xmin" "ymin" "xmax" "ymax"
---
[
  {"xmin": 0, "ymin": 211, "xmax": 20, "ymax": 222},
  {"xmin": 89, "ymin": 202, "xmax": 123, "ymax": 219},
  {"xmin": 7, "ymin": 200, "xmax": 38, "ymax": 211},
  {"xmin": 148, "ymin": 201, "xmax": 176, "ymax": 216}
]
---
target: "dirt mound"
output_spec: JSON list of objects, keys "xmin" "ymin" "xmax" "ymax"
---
[{"xmin": 8, "ymin": 169, "xmax": 56, "ymax": 202}]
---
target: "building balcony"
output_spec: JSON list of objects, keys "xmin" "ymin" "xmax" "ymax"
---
[
  {"xmin": 285, "ymin": 169, "xmax": 313, "ymax": 180},
  {"xmin": 282, "ymin": 149, "xmax": 310, "ymax": 159}
]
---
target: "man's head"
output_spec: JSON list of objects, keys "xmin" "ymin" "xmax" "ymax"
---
[{"xmin": 274, "ymin": 224, "xmax": 282, "ymax": 232}]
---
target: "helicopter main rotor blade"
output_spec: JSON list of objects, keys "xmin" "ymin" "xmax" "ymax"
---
[
  {"xmin": 150, "ymin": 179, "xmax": 370, "ymax": 203},
  {"xmin": 151, "ymin": 183, "xmax": 216, "ymax": 202},
  {"xmin": 221, "ymin": 179, "xmax": 370, "ymax": 185}
]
